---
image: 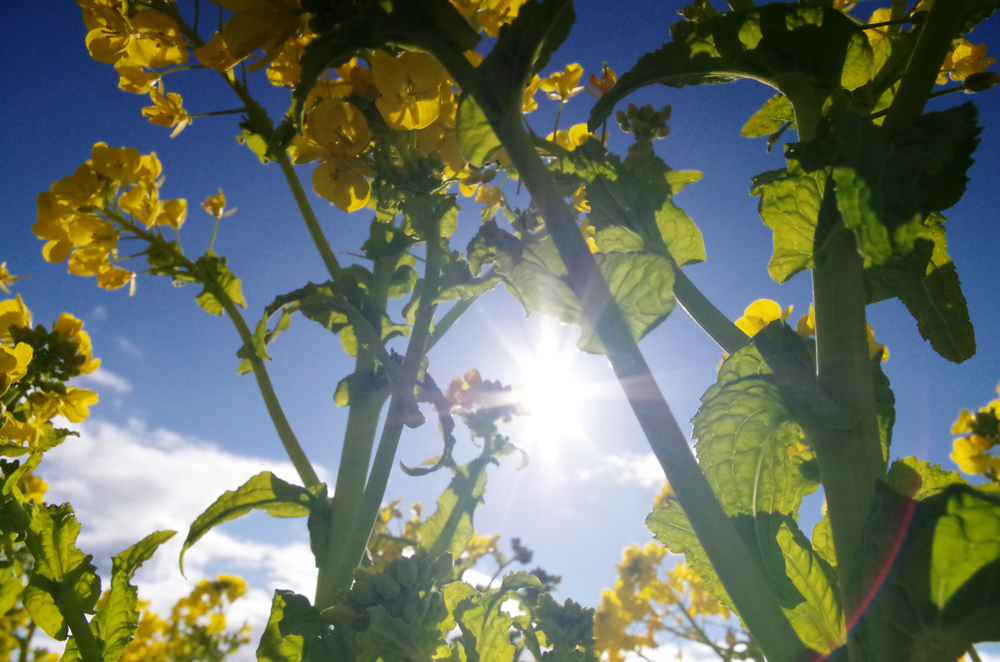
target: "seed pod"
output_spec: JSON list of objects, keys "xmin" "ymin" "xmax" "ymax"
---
[
  {"xmin": 374, "ymin": 572, "xmax": 402, "ymax": 600},
  {"xmin": 395, "ymin": 558, "xmax": 419, "ymax": 587},
  {"xmin": 432, "ymin": 552, "xmax": 453, "ymax": 582},
  {"xmin": 320, "ymin": 605, "xmax": 358, "ymax": 627},
  {"xmin": 351, "ymin": 570, "xmax": 377, "ymax": 605}
]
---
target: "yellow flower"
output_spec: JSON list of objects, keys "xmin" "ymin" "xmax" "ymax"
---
[
  {"xmin": 952, "ymin": 408, "xmax": 976, "ymax": 435},
  {"xmin": 653, "ymin": 480, "xmax": 675, "ymax": 508},
  {"xmin": 867, "ymin": 324, "xmax": 889, "ymax": 362},
  {"xmin": 0, "ymin": 296, "xmax": 32, "ymax": 339},
  {"xmin": 580, "ymin": 218, "xmax": 598, "ymax": 253},
  {"xmin": 306, "ymin": 98, "xmax": 372, "ymax": 157},
  {"xmin": 735, "ymin": 299, "xmax": 792, "ymax": 337},
  {"xmin": 195, "ymin": 32, "xmax": 242, "ymax": 73},
  {"xmin": 522, "ymin": 74, "xmax": 541, "ymax": 113},
  {"xmin": 126, "ymin": 9, "xmax": 189, "ymax": 68},
  {"xmin": 539, "ymin": 64, "xmax": 585, "ymax": 101},
  {"xmin": 0, "ymin": 263, "xmax": 20, "ymax": 295},
  {"xmin": 202, "ymin": 190, "xmax": 237, "ymax": 219},
  {"xmin": 948, "ymin": 40, "xmax": 996, "ymax": 81},
  {"xmin": 265, "ymin": 31, "xmax": 313, "ymax": 86},
  {"xmin": 371, "ymin": 49, "xmax": 449, "ymax": 131},
  {"xmin": 51, "ymin": 163, "xmax": 103, "ymax": 209},
  {"xmin": 157, "ymin": 198, "xmax": 188, "ymax": 230},
  {"xmin": 476, "ymin": 184, "xmax": 507, "ymax": 219},
  {"xmin": 0, "ymin": 343, "xmax": 33, "ymax": 394},
  {"xmin": 114, "ymin": 56, "xmax": 161, "ymax": 94},
  {"xmin": 142, "ymin": 84, "xmax": 191, "ymax": 137},
  {"xmin": 54, "ymin": 313, "xmax": 101, "ymax": 374},
  {"xmin": 951, "ymin": 434, "xmax": 999, "ymax": 475},
  {"xmin": 449, "ymin": 0, "xmax": 483, "ymax": 18},
  {"xmin": 478, "ymin": 0, "xmax": 529, "ymax": 37},
  {"xmin": 312, "ymin": 156, "xmax": 375, "ymax": 213},
  {"xmin": 216, "ymin": 0, "xmax": 306, "ymax": 72},
  {"xmin": 91, "ymin": 142, "xmax": 142, "ymax": 183},
  {"xmin": 587, "ymin": 63, "xmax": 617, "ymax": 97},
  {"xmin": 83, "ymin": 3, "xmax": 132, "ymax": 64},
  {"xmin": 29, "ymin": 388, "xmax": 99, "ymax": 423},
  {"xmin": 546, "ymin": 123, "xmax": 591, "ymax": 151},
  {"xmin": 17, "ymin": 475, "xmax": 48, "ymax": 504},
  {"xmin": 120, "ymin": 183, "xmax": 162, "ymax": 226},
  {"xmin": 795, "ymin": 304, "xmax": 888, "ymax": 361},
  {"xmin": 863, "ymin": 8, "xmax": 892, "ymax": 46}
]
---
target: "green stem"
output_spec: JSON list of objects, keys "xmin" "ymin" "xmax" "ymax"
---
[
  {"xmin": 327, "ymin": 221, "xmax": 445, "ymax": 603},
  {"xmin": 882, "ymin": 0, "xmax": 967, "ymax": 133},
  {"xmin": 59, "ymin": 596, "xmax": 103, "ymax": 662},
  {"xmin": 425, "ymin": 297, "xmax": 477, "ymax": 353},
  {"xmin": 274, "ymin": 149, "xmax": 342, "ymax": 280},
  {"xmin": 17, "ymin": 622, "xmax": 36, "ymax": 662},
  {"xmin": 671, "ymin": 266, "xmax": 749, "ymax": 354},
  {"xmin": 215, "ymin": 289, "xmax": 321, "ymax": 489},
  {"xmin": 811, "ymin": 224, "xmax": 884, "ymax": 613},
  {"xmin": 969, "ymin": 646, "xmax": 984, "ymax": 662},
  {"xmin": 431, "ymin": 45, "xmax": 809, "ymax": 662},
  {"xmin": 315, "ymin": 257, "xmax": 395, "ymax": 609}
]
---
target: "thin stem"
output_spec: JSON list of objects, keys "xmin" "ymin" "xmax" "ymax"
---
[
  {"xmin": 425, "ymin": 297, "xmax": 478, "ymax": 353},
  {"xmin": 207, "ymin": 215, "xmax": 222, "ymax": 253},
  {"xmin": 275, "ymin": 149, "xmax": 342, "ymax": 280},
  {"xmin": 16, "ymin": 622, "xmax": 36, "ymax": 662},
  {"xmin": 429, "ymin": 42, "xmax": 809, "ymax": 662},
  {"xmin": 215, "ymin": 289, "xmax": 321, "ymax": 488},
  {"xmin": 190, "ymin": 108, "xmax": 248, "ymax": 117},
  {"xmin": 671, "ymin": 266, "xmax": 749, "ymax": 354},
  {"xmin": 969, "ymin": 646, "xmax": 984, "ymax": 662}
]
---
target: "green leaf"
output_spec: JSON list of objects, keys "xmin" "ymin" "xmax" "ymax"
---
[
  {"xmin": 863, "ymin": 219, "xmax": 976, "ymax": 363},
  {"xmin": 356, "ymin": 605, "xmax": 446, "ymax": 662},
  {"xmin": 454, "ymin": 590, "xmax": 515, "ymax": 662},
  {"xmin": 23, "ymin": 504, "xmax": 101, "ymax": 640},
  {"xmin": 810, "ymin": 515, "xmax": 835, "ymax": 568},
  {"xmin": 664, "ymin": 169, "xmax": 704, "ymax": 194},
  {"xmin": 479, "ymin": 0, "xmax": 575, "ymax": 107},
  {"xmin": 440, "ymin": 582, "xmax": 479, "ymax": 634},
  {"xmin": 886, "ymin": 457, "xmax": 966, "ymax": 501},
  {"xmin": 655, "ymin": 199, "xmax": 706, "ymax": 266},
  {"xmin": 456, "ymin": 95, "xmax": 502, "ymax": 168},
  {"xmin": 872, "ymin": 356, "xmax": 895, "ymax": 461},
  {"xmin": 742, "ymin": 94, "xmax": 795, "ymax": 138},
  {"xmin": 645, "ymin": 501, "xmax": 734, "ymax": 611},
  {"xmin": 593, "ymin": 227, "xmax": 645, "ymax": 254},
  {"xmin": 776, "ymin": 522, "xmax": 843, "ymax": 654},
  {"xmin": 194, "ymin": 255, "xmax": 246, "ymax": 316},
  {"xmin": 589, "ymin": 6, "xmax": 869, "ymax": 130},
  {"xmin": 0, "ymin": 564, "xmax": 22, "ymax": 616},
  {"xmin": 257, "ymin": 591, "xmax": 305, "ymax": 662},
  {"xmin": 96, "ymin": 531, "xmax": 176, "ymax": 662},
  {"xmin": 180, "ymin": 473, "xmax": 319, "ymax": 572},
  {"xmin": 847, "ymin": 485, "xmax": 1000, "ymax": 661},
  {"xmin": 693, "ymin": 340, "xmax": 819, "ymax": 519},
  {"xmin": 467, "ymin": 222, "xmax": 676, "ymax": 354},
  {"xmin": 434, "ymin": 268, "xmax": 502, "ymax": 304},
  {"xmin": 533, "ymin": 594, "xmax": 596, "ymax": 659},
  {"xmin": 790, "ymin": 103, "xmax": 981, "ymax": 264},
  {"xmin": 750, "ymin": 164, "xmax": 826, "ymax": 283},
  {"xmin": 420, "ymin": 459, "xmax": 489, "ymax": 559}
]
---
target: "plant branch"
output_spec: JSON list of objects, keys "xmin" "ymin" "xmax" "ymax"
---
[
  {"xmin": 429, "ymin": 44, "xmax": 810, "ymax": 662},
  {"xmin": 275, "ymin": 149, "xmax": 342, "ymax": 280},
  {"xmin": 213, "ymin": 282, "xmax": 322, "ymax": 489},
  {"xmin": 671, "ymin": 265, "xmax": 749, "ymax": 353}
]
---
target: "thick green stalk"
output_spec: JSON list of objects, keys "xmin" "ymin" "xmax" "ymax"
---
[
  {"xmin": 215, "ymin": 291, "xmax": 321, "ymax": 489},
  {"xmin": 882, "ymin": 0, "xmax": 967, "ymax": 133},
  {"xmin": 315, "ymin": 259, "xmax": 394, "ymax": 609},
  {"xmin": 430, "ymin": 47, "xmax": 809, "ymax": 662},
  {"xmin": 810, "ymin": 225, "xmax": 884, "ymax": 616},
  {"xmin": 330, "ymin": 221, "xmax": 445, "ymax": 597},
  {"xmin": 671, "ymin": 266, "xmax": 749, "ymax": 354},
  {"xmin": 275, "ymin": 150, "xmax": 342, "ymax": 280}
]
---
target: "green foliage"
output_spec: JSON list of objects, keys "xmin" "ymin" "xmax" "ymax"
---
[
  {"xmin": 194, "ymin": 254, "xmax": 247, "ymax": 317},
  {"xmin": 22, "ymin": 505, "xmax": 101, "ymax": 640},
  {"xmin": 750, "ymin": 164, "xmax": 825, "ymax": 283},
  {"xmin": 180, "ymin": 472, "xmax": 325, "ymax": 572},
  {"xmin": 95, "ymin": 531, "xmax": 176, "ymax": 662},
  {"xmin": 589, "ymin": 5, "xmax": 870, "ymax": 130},
  {"xmin": 743, "ymin": 94, "xmax": 796, "ymax": 138}
]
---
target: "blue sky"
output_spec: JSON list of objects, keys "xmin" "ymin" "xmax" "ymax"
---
[{"xmin": 3, "ymin": 1, "xmax": 1000, "ymax": 657}]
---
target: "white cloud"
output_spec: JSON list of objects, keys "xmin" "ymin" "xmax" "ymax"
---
[
  {"xmin": 573, "ymin": 452, "xmax": 665, "ymax": 491},
  {"xmin": 90, "ymin": 306, "xmax": 108, "ymax": 322},
  {"xmin": 116, "ymin": 337, "xmax": 142, "ymax": 358},
  {"xmin": 39, "ymin": 418, "xmax": 332, "ymax": 660},
  {"xmin": 73, "ymin": 368, "xmax": 132, "ymax": 394}
]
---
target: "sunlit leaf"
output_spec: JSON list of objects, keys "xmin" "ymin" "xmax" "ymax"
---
[
  {"xmin": 750, "ymin": 164, "xmax": 826, "ymax": 283},
  {"xmin": 776, "ymin": 522, "xmax": 843, "ymax": 654},
  {"xmin": 742, "ymin": 94, "xmax": 795, "ymax": 138},
  {"xmin": 257, "ymin": 591, "xmax": 304, "ymax": 662},
  {"xmin": 180, "ymin": 472, "xmax": 320, "ymax": 572}
]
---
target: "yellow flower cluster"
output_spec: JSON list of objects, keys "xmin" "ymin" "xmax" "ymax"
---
[
  {"xmin": 78, "ymin": 0, "xmax": 194, "ymax": 134},
  {"xmin": 35, "ymin": 143, "xmax": 189, "ymax": 292},
  {"xmin": 0, "ymin": 297, "xmax": 33, "ymax": 397},
  {"xmin": 735, "ymin": 299, "xmax": 888, "ymax": 361},
  {"xmin": 950, "ymin": 382, "xmax": 1000, "ymax": 477},
  {"xmin": 594, "ymin": 543, "xmax": 729, "ymax": 662},
  {"xmin": 116, "ymin": 577, "xmax": 250, "ymax": 662}
]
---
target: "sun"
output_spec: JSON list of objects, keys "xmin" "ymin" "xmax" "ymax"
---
[{"xmin": 511, "ymin": 324, "xmax": 591, "ymax": 462}]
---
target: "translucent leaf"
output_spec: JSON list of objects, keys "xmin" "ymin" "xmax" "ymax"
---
[
  {"xmin": 0, "ymin": 565, "xmax": 22, "ymax": 616},
  {"xmin": 750, "ymin": 165, "xmax": 825, "ymax": 283},
  {"xmin": 23, "ymin": 504, "xmax": 102, "ymax": 640},
  {"xmin": 693, "ymin": 342, "xmax": 818, "ymax": 518},
  {"xmin": 434, "ymin": 271, "xmax": 502, "ymax": 303},
  {"xmin": 96, "ymin": 530, "xmax": 176, "ymax": 662},
  {"xmin": 655, "ymin": 199, "xmax": 706, "ymax": 266},
  {"xmin": 419, "ymin": 460, "xmax": 488, "ymax": 558},
  {"xmin": 810, "ymin": 515, "xmax": 835, "ymax": 568},
  {"xmin": 357, "ymin": 605, "xmax": 445, "ymax": 662},
  {"xmin": 886, "ymin": 457, "xmax": 966, "ymax": 501},
  {"xmin": 454, "ymin": 590, "xmax": 515, "ymax": 662},
  {"xmin": 195, "ymin": 255, "xmax": 246, "ymax": 316},
  {"xmin": 742, "ymin": 94, "xmax": 795, "ymax": 138},
  {"xmin": 594, "ymin": 227, "xmax": 645, "ymax": 254},
  {"xmin": 456, "ymin": 96, "xmax": 501, "ymax": 168},
  {"xmin": 257, "ymin": 591, "xmax": 304, "ymax": 662},
  {"xmin": 180, "ymin": 472, "xmax": 319, "ymax": 572},
  {"xmin": 776, "ymin": 522, "xmax": 843, "ymax": 654}
]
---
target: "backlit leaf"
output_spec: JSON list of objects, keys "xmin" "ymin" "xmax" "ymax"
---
[
  {"xmin": 750, "ymin": 164, "xmax": 826, "ymax": 283},
  {"xmin": 742, "ymin": 94, "xmax": 795, "ymax": 138},
  {"xmin": 181, "ymin": 472, "xmax": 320, "ymax": 572},
  {"xmin": 96, "ymin": 530, "xmax": 176, "ymax": 662},
  {"xmin": 456, "ymin": 96, "xmax": 502, "ymax": 168},
  {"xmin": 776, "ymin": 522, "xmax": 843, "ymax": 654},
  {"xmin": 23, "ymin": 504, "xmax": 101, "ymax": 640},
  {"xmin": 420, "ymin": 460, "xmax": 488, "ymax": 558},
  {"xmin": 257, "ymin": 591, "xmax": 304, "ymax": 662}
]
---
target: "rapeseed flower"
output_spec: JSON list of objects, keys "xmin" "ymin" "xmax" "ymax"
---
[
  {"xmin": 371, "ymin": 49, "xmax": 450, "ymax": 131},
  {"xmin": 540, "ymin": 64, "xmax": 585, "ymax": 101},
  {"xmin": 216, "ymin": 0, "xmax": 306, "ymax": 72},
  {"xmin": 142, "ymin": 84, "xmax": 191, "ymax": 136}
]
